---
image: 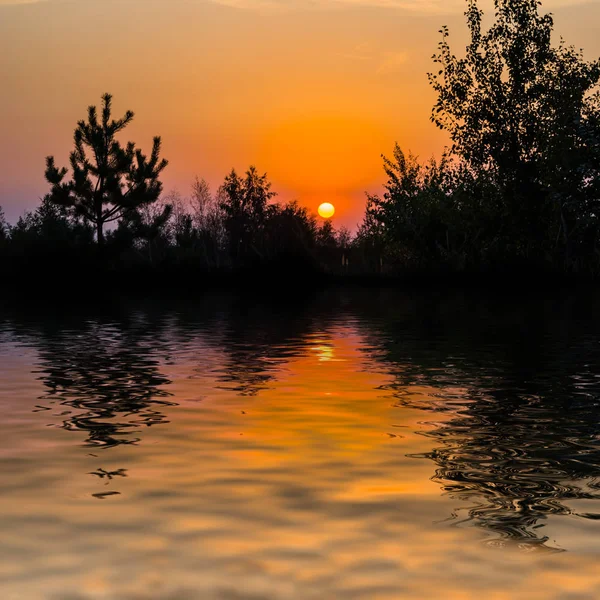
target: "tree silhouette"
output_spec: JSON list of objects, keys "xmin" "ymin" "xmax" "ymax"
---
[
  {"xmin": 220, "ymin": 166, "xmax": 276, "ymax": 263},
  {"xmin": 366, "ymin": 145, "xmax": 458, "ymax": 268},
  {"xmin": 259, "ymin": 200, "xmax": 322, "ymax": 272},
  {"xmin": 0, "ymin": 206, "xmax": 8, "ymax": 242},
  {"xmin": 430, "ymin": 0, "xmax": 600, "ymax": 265},
  {"xmin": 116, "ymin": 198, "xmax": 173, "ymax": 263},
  {"xmin": 316, "ymin": 219, "xmax": 336, "ymax": 249},
  {"xmin": 354, "ymin": 197, "xmax": 386, "ymax": 272},
  {"xmin": 6, "ymin": 195, "xmax": 95, "ymax": 278},
  {"xmin": 44, "ymin": 94, "xmax": 168, "ymax": 246}
]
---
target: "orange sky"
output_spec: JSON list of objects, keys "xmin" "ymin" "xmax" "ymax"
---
[{"xmin": 1, "ymin": 0, "xmax": 599, "ymax": 228}]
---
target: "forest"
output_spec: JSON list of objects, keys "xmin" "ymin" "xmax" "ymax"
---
[{"xmin": 1, "ymin": 0, "xmax": 599, "ymax": 287}]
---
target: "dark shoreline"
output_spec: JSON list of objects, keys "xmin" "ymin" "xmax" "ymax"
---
[{"xmin": 2, "ymin": 263, "xmax": 599, "ymax": 311}]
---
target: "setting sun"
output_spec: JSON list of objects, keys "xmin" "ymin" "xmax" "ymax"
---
[{"xmin": 318, "ymin": 202, "xmax": 335, "ymax": 219}]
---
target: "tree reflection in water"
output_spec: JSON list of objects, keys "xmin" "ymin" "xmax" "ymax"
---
[
  {"xmin": 210, "ymin": 298, "xmax": 316, "ymax": 397},
  {"xmin": 32, "ymin": 315, "xmax": 175, "ymax": 449},
  {"xmin": 365, "ymin": 290, "xmax": 600, "ymax": 553},
  {"xmin": 405, "ymin": 386, "xmax": 600, "ymax": 553}
]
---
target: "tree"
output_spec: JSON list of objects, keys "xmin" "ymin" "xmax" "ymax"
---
[
  {"xmin": 355, "ymin": 196, "xmax": 386, "ymax": 271},
  {"xmin": 117, "ymin": 197, "xmax": 173, "ymax": 263},
  {"xmin": 45, "ymin": 94, "xmax": 168, "ymax": 246},
  {"xmin": 0, "ymin": 206, "xmax": 8, "ymax": 242},
  {"xmin": 264, "ymin": 200, "xmax": 318, "ymax": 261},
  {"xmin": 336, "ymin": 226, "xmax": 353, "ymax": 252},
  {"xmin": 367, "ymin": 145, "xmax": 460, "ymax": 267},
  {"xmin": 6, "ymin": 196, "xmax": 95, "ymax": 280},
  {"xmin": 219, "ymin": 166, "xmax": 276, "ymax": 263},
  {"xmin": 10, "ymin": 195, "xmax": 93, "ymax": 246},
  {"xmin": 190, "ymin": 177, "xmax": 227, "ymax": 262},
  {"xmin": 190, "ymin": 177, "xmax": 213, "ymax": 227},
  {"xmin": 316, "ymin": 219, "xmax": 337, "ymax": 249},
  {"xmin": 429, "ymin": 0, "xmax": 600, "ymax": 266}
]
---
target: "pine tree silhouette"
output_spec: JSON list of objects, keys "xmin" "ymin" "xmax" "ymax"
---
[{"xmin": 45, "ymin": 94, "xmax": 168, "ymax": 246}]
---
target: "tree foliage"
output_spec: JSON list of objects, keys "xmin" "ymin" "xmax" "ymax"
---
[
  {"xmin": 44, "ymin": 94, "xmax": 168, "ymax": 245},
  {"xmin": 0, "ymin": 206, "xmax": 8, "ymax": 242},
  {"xmin": 428, "ymin": 0, "xmax": 600, "ymax": 267},
  {"xmin": 361, "ymin": 0, "xmax": 600, "ymax": 274},
  {"xmin": 219, "ymin": 166, "xmax": 277, "ymax": 262}
]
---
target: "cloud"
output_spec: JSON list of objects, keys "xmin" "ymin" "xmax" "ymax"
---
[
  {"xmin": 0, "ymin": 0, "xmax": 590, "ymax": 12},
  {"xmin": 207, "ymin": 0, "xmax": 595, "ymax": 16}
]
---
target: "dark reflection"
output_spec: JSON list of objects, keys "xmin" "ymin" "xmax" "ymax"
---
[
  {"xmin": 360, "ymin": 289, "xmax": 600, "ymax": 552},
  {"xmin": 33, "ymin": 317, "xmax": 175, "ymax": 449},
  {"xmin": 161, "ymin": 291, "xmax": 321, "ymax": 396},
  {"xmin": 418, "ymin": 387, "xmax": 600, "ymax": 553},
  {"xmin": 207, "ymin": 296, "xmax": 316, "ymax": 396},
  {"xmin": 5, "ymin": 310, "xmax": 177, "ymax": 497}
]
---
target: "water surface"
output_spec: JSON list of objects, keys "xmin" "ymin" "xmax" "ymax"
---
[{"xmin": 2, "ymin": 288, "xmax": 600, "ymax": 599}]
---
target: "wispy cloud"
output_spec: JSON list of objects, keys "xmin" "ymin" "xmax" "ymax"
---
[
  {"xmin": 211, "ymin": 0, "xmax": 594, "ymax": 16},
  {"xmin": 0, "ymin": 0, "xmax": 589, "ymax": 13}
]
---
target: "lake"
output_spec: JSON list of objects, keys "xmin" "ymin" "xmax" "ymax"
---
[{"xmin": 1, "ymin": 287, "xmax": 600, "ymax": 599}]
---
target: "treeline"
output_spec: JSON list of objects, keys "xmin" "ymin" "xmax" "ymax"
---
[
  {"xmin": 2, "ymin": 0, "xmax": 600, "ymax": 285},
  {"xmin": 0, "ymin": 173, "xmax": 360, "ymax": 284},
  {"xmin": 0, "ymin": 178, "xmax": 367, "ymax": 290}
]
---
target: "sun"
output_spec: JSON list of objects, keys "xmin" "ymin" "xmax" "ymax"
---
[{"xmin": 318, "ymin": 202, "xmax": 335, "ymax": 219}]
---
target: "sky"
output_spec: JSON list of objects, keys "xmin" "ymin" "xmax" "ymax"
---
[{"xmin": 1, "ymin": 0, "xmax": 599, "ymax": 227}]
